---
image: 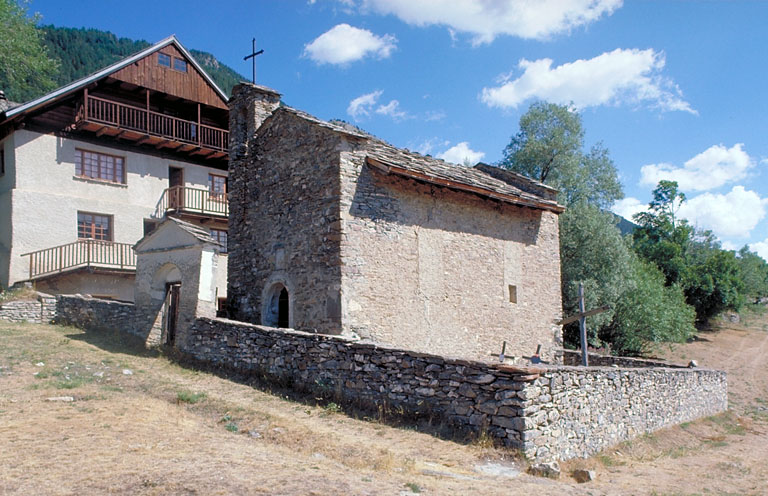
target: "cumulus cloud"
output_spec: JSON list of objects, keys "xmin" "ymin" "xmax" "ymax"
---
[
  {"xmin": 354, "ymin": 0, "xmax": 622, "ymax": 43},
  {"xmin": 612, "ymin": 197, "xmax": 647, "ymax": 221},
  {"xmin": 750, "ymin": 239, "xmax": 768, "ymax": 262},
  {"xmin": 438, "ymin": 142, "xmax": 485, "ymax": 165},
  {"xmin": 304, "ymin": 24, "xmax": 396, "ymax": 65},
  {"xmin": 678, "ymin": 186, "xmax": 767, "ymax": 239},
  {"xmin": 480, "ymin": 48, "xmax": 694, "ymax": 113},
  {"xmin": 640, "ymin": 144, "xmax": 754, "ymax": 192},
  {"xmin": 347, "ymin": 90, "xmax": 383, "ymax": 120}
]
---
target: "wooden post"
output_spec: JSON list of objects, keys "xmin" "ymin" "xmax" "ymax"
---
[
  {"xmin": 83, "ymin": 88, "xmax": 88, "ymax": 120},
  {"xmin": 197, "ymin": 103, "xmax": 201, "ymax": 146},
  {"xmin": 579, "ymin": 283, "xmax": 589, "ymax": 367}
]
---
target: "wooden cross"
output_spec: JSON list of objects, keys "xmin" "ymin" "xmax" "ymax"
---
[
  {"xmin": 243, "ymin": 38, "xmax": 264, "ymax": 84},
  {"xmin": 556, "ymin": 283, "xmax": 609, "ymax": 366}
]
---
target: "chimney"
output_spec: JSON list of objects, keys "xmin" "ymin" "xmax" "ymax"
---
[{"xmin": 228, "ymin": 83, "xmax": 281, "ymax": 161}]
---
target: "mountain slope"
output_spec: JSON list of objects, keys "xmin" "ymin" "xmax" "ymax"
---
[{"xmin": 36, "ymin": 26, "xmax": 245, "ymax": 99}]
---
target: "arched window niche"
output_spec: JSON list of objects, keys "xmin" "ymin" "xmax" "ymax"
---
[{"xmin": 262, "ymin": 281, "xmax": 291, "ymax": 328}]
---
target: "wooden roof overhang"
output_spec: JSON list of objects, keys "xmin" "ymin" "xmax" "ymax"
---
[{"xmin": 366, "ymin": 156, "xmax": 565, "ymax": 214}]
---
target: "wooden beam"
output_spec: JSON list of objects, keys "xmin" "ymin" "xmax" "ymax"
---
[
  {"xmin": 95, "ymin": 126, "xmax": 109, "ymax": 137},
  {"xmin": 556, "ymin": 305, "xmax": 611, "ymax": 326},
  {"xmin": 136, "ymin": 135, "xmax": 153, "ymax": 146},
  {"xmin": 190, "ymin": 148, "xmax": 214, "ymax": 157}
]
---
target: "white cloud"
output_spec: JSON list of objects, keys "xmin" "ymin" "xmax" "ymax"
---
[
  {"xmin": 750, "ymin": 239, "xmax": 768, "ymax": 262},
  {"xmin": 678, "ymin": 186, "xmax": 767, "ymax": 239},
  {"xmin": 356, "ymin": 0, "xmax": 622, "ymax": 43},
  {"xmin": 612, "ymin": 197, "xmax": 646, "ymax": 221},
  {"xmin": 480, "ymin": 48, "xmax": 694, "ymax": 113},
  {"xmin": 375, "ymin": 99, "xmax": 409, "ymax": 121},
  {"xmin": 304, "ymin": 24, "xmax": 396, "ymax": 65},
  {"xmin": 438, "ymin": 142, "xmax": 485, "ymax": 165},
  {"xmin": 425, "ymin": 110, "xmax": 446, "ymax": 122},
  {"xmin": 640, "ymin": 144, "xmax": 754, "ymax": 192},
  {"xmin": 347, "ymin": 90, "xmax": 382, "ymax": 120},
  {"xmin": 347, "ymin": 91, "xmax": 410, "ymax": 121}
]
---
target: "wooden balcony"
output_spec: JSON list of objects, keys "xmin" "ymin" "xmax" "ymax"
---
[
  {"xmin": 75, "ymin": 92, "xmax": 228, "ymax": 160},
  {"xmin": 159, "ymin": 186, "xmax": 229, "ymax": 219},
  {"xmin": 22, "ymin": 240, "xmax": 137, "ymax": 281}
]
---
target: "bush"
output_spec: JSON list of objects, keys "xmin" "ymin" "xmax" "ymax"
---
[{"xmin": 609, "ymin": 259, "xmax": 695, "ymax": 356}]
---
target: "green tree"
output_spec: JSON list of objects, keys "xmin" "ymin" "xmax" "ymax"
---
[
  {"xmin": 633, "ymin": 180, "xmax": 744, "ymax": 323},
  {"xmin": 559, "ymin": 203, "xmax": 633, "ymax": 348},
  {"xmin": 500, "ymin": 101, "xmax": 623, "ymax": 209},
  {"xmin": 633, "ymin": 180, "xmax": 692, "ymax": 285},
  {"xmin": 736, "ymin": 246, "xmax": 768, "ymax": 301},
  {"xmin": 0, "ymin": 0, "xmax": 58, "ymax": 102},
  {"xmin": 610, "ymin": 258, "xmax": 695, "ymax": 356}
]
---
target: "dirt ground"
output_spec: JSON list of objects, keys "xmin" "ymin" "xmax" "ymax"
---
[{"xmin": 1, "ymin": 310, "xmax": 766, "ymax": 495}]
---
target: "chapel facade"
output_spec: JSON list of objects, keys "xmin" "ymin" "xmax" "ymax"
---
[{"xmin": 226, "ymin": 84, "xmax": 564, "ymax": 362}]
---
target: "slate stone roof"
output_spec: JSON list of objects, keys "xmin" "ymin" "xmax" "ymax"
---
[
  {"xmin": 134, "ymin": 216, "xmax": 222, "ymax": 251},
  {"xmin": 274, "ymin": 105, "xmax": 564, "ymax": 213}
]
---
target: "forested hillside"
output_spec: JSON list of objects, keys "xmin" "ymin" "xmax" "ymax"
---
[{"xmin": 7, "ymin": 26, "xmax": 245, "ymax": 102}]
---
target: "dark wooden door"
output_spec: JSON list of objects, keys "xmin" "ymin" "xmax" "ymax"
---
[
  {"xmin": 164, "ymin": 283, "xmax": 181, "ymax": 345},
  {"xmin": 168, "ymin": 166, "xmax": 184, "ymax": 209}
]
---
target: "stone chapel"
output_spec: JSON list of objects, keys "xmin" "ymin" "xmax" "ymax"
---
[{"xmin": 226, "ymin": 84, "xmax": 565, "ymax": 362}]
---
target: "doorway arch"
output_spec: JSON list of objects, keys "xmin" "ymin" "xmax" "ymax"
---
[{"xmin": 262, "ymin": 281, "xmax": 291, "ymax": 328}]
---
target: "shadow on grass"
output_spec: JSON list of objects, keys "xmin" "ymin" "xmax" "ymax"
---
[
  {"xmin": 165, "ymin": 351, "xmax": 501, "ymax": 451},
  {"xmin": 65, "ymin": 327, "xmax": 160, "ymax": 359}
]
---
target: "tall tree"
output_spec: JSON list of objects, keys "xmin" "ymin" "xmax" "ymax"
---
[
  {"xmin": 499, "ymin": 101, "xmax": 623, "ymax": 209},
  {"xmin": 736, "ymin": 246, "xmax": 768, "ymax": 301},
  {"xmin": 0, "ymin": 0, "xmax": 58, "ymax": 102},
  {"xmin": 633, "ymin": 180, "xmax": 744, "ymax": 323}
]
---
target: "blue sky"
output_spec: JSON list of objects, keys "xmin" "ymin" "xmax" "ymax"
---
[{"xmin": 28, "ymin": 0, "xmax": 768, "ymax": 259}]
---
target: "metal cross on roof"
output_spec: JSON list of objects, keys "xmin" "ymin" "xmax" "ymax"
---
[{"xmin": 244, "ymin": 38, "xmax": 264, "ymax": 84}]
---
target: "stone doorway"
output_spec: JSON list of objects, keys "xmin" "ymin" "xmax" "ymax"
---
[
  {"xmin": 263, "ymin": 282, "xmax": 290, "ymax": 328},
  {"xmin": 163, "ymin": 282, "xmax": 181, "ymax": 345}
]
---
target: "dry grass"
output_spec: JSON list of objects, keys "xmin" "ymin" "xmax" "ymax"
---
[
  {"xmin": 0, "ymin": 322, "xmax": 545, "ymax": 495},
  {"xmin": 0, "ymin": 286, "xmax": 39, "ymax": 303},
  {"xmin": 2, "ymin": 315, "xmax": 768, "ymax": 495}
]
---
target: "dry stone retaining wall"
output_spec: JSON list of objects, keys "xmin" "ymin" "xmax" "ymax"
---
[
  {"xmin": 0, "ymin": 294, "xmax": 56, "ymax": 323},
  {"xmin": 54, "ymin": 295, "xmax": 136, "ymax": 333},
  {"xmin": 183, "ymin": 317, "xmax": 727, "ymax": 462}
]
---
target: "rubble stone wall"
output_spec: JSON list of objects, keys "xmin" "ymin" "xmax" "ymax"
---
[
  {"xmin": 339, "ymin": 146, "xmax": 563, "ymax": 362},
  {"xmin": 0, "ymin": 295, "xmax": 56, "ymax": 323},
  {"xmin": 227, "ymin": 108, "xmax": 344, "ymax": 333},
  {"xmin": 182, "ymin": 316, "xmax": 728, "ymax": 462},
  {"xmin": 54, "ymin": 295, "xmax": 136, "ymax": 334}
]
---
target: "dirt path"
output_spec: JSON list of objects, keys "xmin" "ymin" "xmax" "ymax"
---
[{"xmin": 1, "ymin": 314, "xmax": 767, "ymax": 495}]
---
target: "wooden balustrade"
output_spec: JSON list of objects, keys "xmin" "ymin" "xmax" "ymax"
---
[
  {"xmin": 22, "ymin": 240, "xmax": 137, "ymax": 280},
  {"xmin": 83, "ymin": 94, "xmax": 228, "ymax": 152},
  {"xmin": 160, "ymin": 186, "xmax": 229, "ymax": 218}
]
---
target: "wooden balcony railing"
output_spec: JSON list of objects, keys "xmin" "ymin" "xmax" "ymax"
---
[
  {"xmin": 21, "ymin": 240, "xmax": 137, "ymax": 280},
  {"xmin": 160, "ymin": 186, "xmax": 228, "ymax": 218},
  {"xmin": 81, "ymin": 94, "xmax": 228, "ymax": 152}
]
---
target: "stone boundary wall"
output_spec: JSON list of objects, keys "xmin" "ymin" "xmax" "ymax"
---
[
  {"xmin": 0, "ymin": 294, "xmax": 56, "ymax": 323},
  {"xmin": 561, "ymin": 349, "xmax": 688, "ymax": 369},
  {"xmin": 183, "ymin": 317, "xmax": 728, "ymax": 461},
  {"xmin": 54, "ymin": 295, "xmax": 136, "ymax": 334}
]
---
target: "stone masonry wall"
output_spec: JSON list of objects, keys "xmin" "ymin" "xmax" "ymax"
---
[
  {"xmin": 227, "ymin": 109, "xmax": 344, "ymax": 332},
  {"xmin": 54, "ymin": 295, "xmax": 136, "ymax": 334},
  {"xmin": 338, "ymin": 145, "xmax": 563, "ymax": 362},
  {"xmin": 182, "ymin": 316, "xmax": 727, "ymax": 462},
  {"xmin": 0, "ymin": 294, "xmax": 56, "ymax": 323}
]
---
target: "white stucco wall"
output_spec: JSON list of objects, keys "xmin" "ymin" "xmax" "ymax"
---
[{"xmin": 3, "ymin": 129, "xmax": 228, "ymax": 295}]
